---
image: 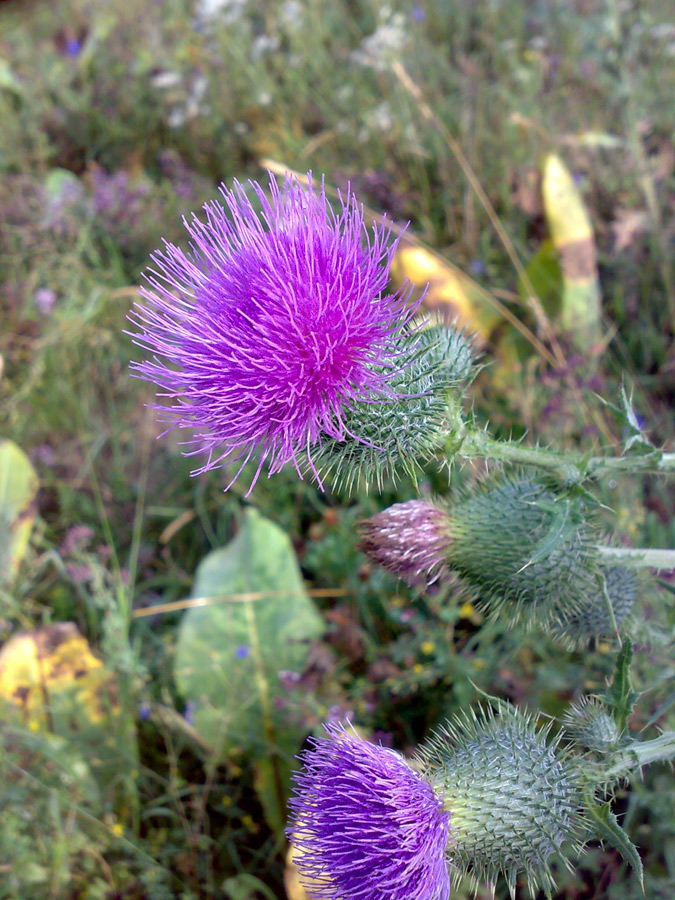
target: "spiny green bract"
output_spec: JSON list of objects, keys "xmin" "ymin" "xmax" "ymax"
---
[
  {"xmin": 416, "ymin": 705, "xmax": 586, "ymax": 898},
  {"xmin": 546, "ymin": 565, "xmax": 638, "ymax": 648},
  {"xmin": 311, "ymin": 323, "xmax": 473, "ymax": 492},
  {"xmin": 442, "ymin": 474, "xmax": 600, "ymax": 627}
]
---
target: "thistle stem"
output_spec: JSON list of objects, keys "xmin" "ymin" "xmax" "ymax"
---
[
  {"xmin": 596, "ymin": 546, "xmax": 675, "ymax": 570},
  {"xmin": 459, "ymin": 430, "xmax": 675, "ymax": 481},
  {"xmin": 604, "ymin": 732, "xmax": 675, "ymax": 781}
]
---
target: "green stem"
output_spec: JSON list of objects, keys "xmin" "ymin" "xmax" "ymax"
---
[
  {"xmin": 597, "ymin": 546, "xmax": 675, "ymax": 570},
  {"xmin": 458, "ymin": 430, "xmax": 675, "ymax": 481},
  {"xmin": 604, "ymin": 732, "xmax": 675, "ymax": 782}
]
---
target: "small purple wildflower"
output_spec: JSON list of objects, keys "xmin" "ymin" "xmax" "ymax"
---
[
  {"xmin": 235, "ymin": 644, "xmax": 249, "ymax": 659},
  {"xmin": 35, "ymin": 288, "xmax": 57, "ymax": 315},
  {"xmin": 288, "ymin": 722, "xmax": 450, "ymax": 900},
  {"xmin": 359, "ymin": 500, "xmax": 451, "ymax": 588},
  {"xmin": 128, "ymin": 172, "xmax": 417, "ymax": 492}
]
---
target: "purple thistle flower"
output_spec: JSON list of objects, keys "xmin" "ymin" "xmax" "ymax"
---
[
  {"xmin": 359, "ymin": 500, "xmax": 451, "ymax": 588},
  {"xmin": 288, "ymin": 722, "xmax": 451, "ymax": 900},
  {"xmin": 128, "ymin": 172, "xmax": 418, "ymax": 491}
]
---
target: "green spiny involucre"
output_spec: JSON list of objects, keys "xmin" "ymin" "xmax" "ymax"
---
[
  {"xmin": 313, "ymin": 324, "xmax": 473, "ymax": 491},
  {"xmin": 561, "ymin": 697, "xmax": 620, "ymax": 755},
  {"xmin": 416, "ymin": 705, "xmax": 586, "ymax": 898}
]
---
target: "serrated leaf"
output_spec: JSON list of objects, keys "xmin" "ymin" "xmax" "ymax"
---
[
  {"xmin": 605, "ymin": 640, "xmax": 640, "ymax": 734},
  {"xmin": 583, "ymin": 791, "xmax": 644, "ymax": 888},
  {"xmin": 0, "ymin": 439, "xmax": 39, "ymax": 584},
  {"xmin": 596, "ymin": 383, "xmax": 654, "ymax": 456}
]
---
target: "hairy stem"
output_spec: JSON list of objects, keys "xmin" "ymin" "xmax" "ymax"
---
[
  {"xmin": 596, "ymin": 546, "xmax": 675, "ymax": 570},
  {"xmin": 604, "ymin": 732, "xmax": 675, "ymax": 782},
  {"xmin": 459, "ymin": 430, "xmax": 675, "ymax": 481}
]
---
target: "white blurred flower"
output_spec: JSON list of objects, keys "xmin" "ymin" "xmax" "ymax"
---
[
  {"xmin": 351, "ymin": 13, "xmax": 407, "ymax": 72},
  {"xmin": 196, "ymin": 0, "xmax": 247, "ymax": 25}
]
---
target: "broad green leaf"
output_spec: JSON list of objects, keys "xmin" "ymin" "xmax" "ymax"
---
[
  {"xmin": 0, "ymin": 439, "xmax": 39, "ymax": 584},
  {"xmin": 173, "ymin": 508, "xmax": 325, "ymax": 765},
  {"xmin": 583, "ymin": 790, "xmax": 644, "ymax": 888}
]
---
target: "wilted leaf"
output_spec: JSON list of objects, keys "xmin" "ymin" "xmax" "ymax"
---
[
  {"xmin": 0, "ymin": 439, "xmax": 39, "ymax": 584},
  {"xmin": 541, "ymin": 154, "xmax": 601, "ymax": 347},
  {"xmin": 284, "ymin": 842, "xmax": 326, "ymax": 900},
  {"xmin": 389, "ymin": 238, "xmax": 502, "ymax": 338},
  {"xmin": 0, "ymin": 622, "xmax": 135, "ymax": 798}
]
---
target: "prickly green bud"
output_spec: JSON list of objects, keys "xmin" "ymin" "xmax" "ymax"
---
[
  {"xmin": 546, "ymin": 565, "xmax": 638, "ymax": 648},
  {"xmin": 561, "ymin": 697, "xmax": 620, "ymax": 755},
  {"xmin": 441, "ymin": 475, "xmax": 598, "ymax": 626},
  {"xmin": 312, "ymin": 325, "xmax": 473, "ymax": 492},
  {"xmin": 416, "ymin": 705, "xmax": 585, "ymax": 898}
]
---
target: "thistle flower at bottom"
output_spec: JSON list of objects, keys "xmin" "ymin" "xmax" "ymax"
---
[
  {"xmin": 287, "ymin": 722, "xmax": 451, "ymax": 900},
  {"xmin": 287, "ymin": 710, "xmax": 590, "ymax": 900}
]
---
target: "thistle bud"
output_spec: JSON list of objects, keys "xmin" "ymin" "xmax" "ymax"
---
[
  {"xmin": 546, "ymin": 565, "xmax": 638, "ymax": 648},
  {"xmin": 561, "ymin": 697, "xmax": 620, "ymax": 755},
  {"xmin": 416, "ymin": 705, "xmax": 585, "ymax": 897},
  {"xmin": 438, "ymin": 475, "xmax": 599, "ymax": 625},
  {"xmin": 358, "ymin": 500, "xmax": 452, "ymax": 588},
  {"xmin": 312, "ymin": 324, "xmax": 473, "ymax": 492}
]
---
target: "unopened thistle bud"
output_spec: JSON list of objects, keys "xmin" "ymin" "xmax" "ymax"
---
[
  {"xmin": 561, "ymin": 696, "xmax": 620, "ymax": 755},
  {"xmin": 361, "ymin": 475, "xmax": 615, "ymax": 634},
  {"xmin": 287, "ymin": 723, "xmax": 451, "ymax": 900},
  {"xmin": 546, "ymin": 564, "xmax": 638, "ymax": 648},
  {"xmin": 416, "ymin": 705, "xmax": 586, "ymax": 898},
  {"xmin": 358, "ymin": 500, "xmax": 451, "ymax": 588}
]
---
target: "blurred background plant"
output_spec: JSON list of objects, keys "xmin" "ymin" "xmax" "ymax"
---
[{"xmin": 0, "ymin": 0, "xmax": 674, "ymax": 897}]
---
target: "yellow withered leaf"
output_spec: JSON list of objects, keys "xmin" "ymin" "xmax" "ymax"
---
[
  {"xmin": 541, "ymin": 155, "xmax": 601, "ymax": 346},
  {"xmin": 284, "ymin": 842, "xmax": 326, "ymax": 900},
  {"xmin": 389, "ymin": 239, "xmax": 502, "ymax": 339},
  {"xmin": 0, "ymin": 622, "xmax": 119, "ymax": 732}
]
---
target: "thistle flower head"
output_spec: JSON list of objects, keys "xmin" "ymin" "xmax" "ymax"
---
[
  {"xmin": 128, "ymin": 172, "xmax": 420, "ymax": 491},
  {"xmin": 417, "ymin": 704, "xmax": 585, "ymax": 898},
  {"xmin": 287, "ymin": 722, "xmax": 451, "ymax": 900},
  {"xmin": 359, "ymin": 499, "xmax": 452, "ymax": 588}
]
